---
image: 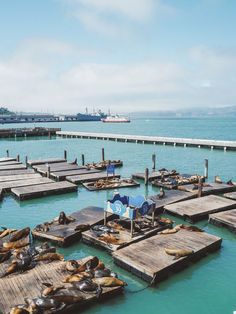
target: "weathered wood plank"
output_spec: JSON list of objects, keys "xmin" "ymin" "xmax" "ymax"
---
[
  {"xmin": 223, "ymin": 191, "xmax": 236, "ymax": 200},
  {"xmin": 132, "ymin": 170, "xmax": 178, "ymax": 181},
  {"xmin": 28, "ymin": 158, "xmax": 66, "ymax": 166},
  {"xmin": 0, "ymin": 256, "xmax": 123, "ymax": 314},
  {"xmin": 0, "ymin": 164, "xmax": 26, "ymax": 171},
  {"xmin": 32, "ymin": 206, "xmax": 115, "ymax": 246},
  {"xmin": 66, "ymin": 172, "xmax": 120, "ymax": 184},
  {"xmin": 113, "ymin": 229, "xmax": 222, "ymax": 283},
  {"xmin": 11, "ymin": 181, "xmax": 78, "ymax": 200},
  {"xmin": 164, "ymin": 195, "xmax": 236, "ymax": 222},
  {"xmin": 0, "ymin": 177, "xmax": 53, "ymax": 192},
  {"xmin": 0, "ymin": 157, "xmax": 17, "ymax": 163},
  {"xmin": 0, "ymin": 169, "xmax": 35, "ymax": 176},
  {"xmin": 149, "ymin": 190, "xmax": 195, "ymax": 213},
  {"xmin": 51, "ymin": 169, "xmax": 101, "ymax": 181},
  {"xmin": 0, "ymin": 173, "xmax": 41, "ymax": 183},
  {"xmin": 178, "ymin": 182, "xmax": 236, "ymax": 195},
  {"xmin": 35, "ymin": 163, "xmax": 81, "ymax": 175},
  {"xmin": 209, "ymin": 209, "xmax": 236, "ymax": 233}
]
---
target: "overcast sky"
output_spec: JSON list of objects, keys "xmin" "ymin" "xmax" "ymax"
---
[{"xmin": 0, "ymin": 0, "xmax": 235, "ymax": 113}]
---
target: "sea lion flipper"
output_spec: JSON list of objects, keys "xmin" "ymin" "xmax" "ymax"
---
[{"xmin": 42, "ymin": 282, "xmax": 53, "ymax": 287}]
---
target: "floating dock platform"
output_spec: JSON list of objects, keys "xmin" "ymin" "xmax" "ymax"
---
[
  {"xmin": 132, "ymin": 170, "xmax": 177, "ymax": 181},
  {"xmin": 149, "ymin": 190, "xmax": 195, "ymax": 213},
  {"xmin": 113, "ymin": 229, "xmax": 222, "ymax": 283},
  {"xmin": 11, "ymin": 181, "xmax": 78, "ymax": 200},
  {"xmin": 223, "ymin": 191, "xmax": 236, "ymax": 201},
  {"xmin": 164, "ymin": 195, "xmax": 236, "ymax": 222},
  {"xmin": 56, "ymin": 131, "xmax": 236, "ymax": 151},
  {"xmin": 83, "ymin": 178, "xmax": 140, "ymax": 191},
  {"xmin": 0, "ymin": 256, "xmax": 123, "ymax": 314},
  {"xmin": 0, "ymin": 177, "xmax": 53, "ymax": 192},
  {"xmin": 209, "ymin": 209, "xmax": 236, "ymax": 233},
  {"xmin": 32, "ymin": 206, "xmax": 116, "ymax": 246},
  {"xmin": 66, "ymin": 172, "xmax": 120, "ymax": 184},
  {"xmin": 33, "ymin": 162, "xmax": 82, "ymax": 176},
  {"xmin": 0, "ymin": 127, "xmax": 60, "ymax": 138},
  {"xmin": 152, "ymin": 174, "xmax": 199, "ymax": 190},
  {"xmin": 51, "ymin": 168, "xmax": 101, "ymax": 181},
  {"xmin": 27, "ymin": 158, "xmax": 66, "ymax": 166},
  {"xmin": 178, "ymin": 182, "xmax": 236, "ymax": 196}
]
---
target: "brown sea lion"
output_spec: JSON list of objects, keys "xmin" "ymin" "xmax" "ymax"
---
[
  {"xmin": 2, "ymin": 261, "xmax": 18, "ymax": 277},
  {"xmin": 159, "ymin": 226, "xmax": 181, "ymax": 235},
  {"xmin": 3, "ymin": 237, "xmax": 29, "ymax": 250},
  {"xmin": 0, "ymin": 250, "xmax": 11, "ymax": 263},
  {"xmin": 58, "ymin": 212, "xmax": 75, "ymax": 225},
  {"xmin": 98, "ymin": 233, "xmax": 121, "ymax": 245},
  {"xmin": 93, "ymin": 277, "xmax": 127, "ymax": 287},
  {"xmin": 9, "ymin": 227, "xmax": 30, "ymax": 242},
  {"xmin": 107, "ymin": 221, "xmax": 125, "ymax": 231},
  {"xmin": 157, "ymin": 217, "xmax": 173, "ymax": 225},
  {"xmin": 0, "ymin": 228, "xmax": 16, "ymax": 238},
  {"xmin": 34, "ymin": 253, "xmax": 64, "ymax": 262},
  {"xmin": 164, "ymin": 248, "xmax": 194, "ymax": 260},
  {"xmin": 76, "ymin": 256, "xmax": 99, "ymax": 272},
  {"xmin": 0, "ymin": 246, "xmax": 10, "ymax": 253},
  {"xmin": 63, "ymin": 273, "xmax": 86, "ymax": 283},
  {"xmin": 41, "ymin": 282, "xmax": 65, "ymax": 297},
  {"xmin": 179, "ymin": 225, "xmax": 203, "ymax": 232},
  {"xmin": 50, "ymin": 294, "xmax": 84, "ymax": 304},
  {"xmin": 94, "ymin": 261, "xmax": 105, "ymax": 270},
  {"xmin": 65, "ymin": 260, "xmax": 80, "ymax": 272},
  {"xmin": 9, "ymin": 307, "xmax": 30, "ymax": 314}
]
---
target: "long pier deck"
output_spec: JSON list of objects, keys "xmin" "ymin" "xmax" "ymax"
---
[
  {"xmin": 164, "ymin": 195, "xmax": 236, "ymax": 222},
  {"xmin": 0, "ymin": 256, "xmax": 123, "ymax": 314},
  {"xmin": 113, "ymin": 229, "xmax": 222, "ymax": 283},
  {"xmin": 57, "ymin": 131, "xmax": 236, "ymax": 151},
  {"xmin": 66, "ymin": 172, "xmax": 120, "ymax": 184}
]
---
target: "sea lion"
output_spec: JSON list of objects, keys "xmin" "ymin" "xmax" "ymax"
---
[
  {"xmin": 9, "ymin": 307, "xmax": 30, "ymax": 314},
  {"xmin": 164, "ymin": 248, "xmax": 194, "ymax": 260},
  {"xmin": 94, "ymin": 268, "xmax": 111, "ymax": 278},
  {"xmin": 0, "ymin": 228, "xmax": 16, "ymax": 238},
  {"xmin": 159, "ymin": 225, "xmax": 181, "ymax": 235},
  {"xmin": 94, "ymin": 261, "xmax": 105, "ymax": 270},
  {"xmin": 34, "ymin": 252, "xmax": 64, "ymax": 262},
  {"xmin": 63, "ymin": 273, "xmax": 86, "ymax": 283},
  {"xmin": 9, "ymin": 227, "xmax": 30, "ymax": 242},
  {"xmin": 158, "ymin": 187, "xmax": 165, "ymax": 199},
  {"xmin": 72, "ymin": 279, "xmax": 103, "ymax": 298},
  {"xmin": 180, "ymin": 225, "xmax": 203, "ymax": 232},
  {"xmin": 65, "ymin": 260, "xmax": 80, "ymax": 272},
  {"xmin": 3, "ymin": 237, "xmax": 29, "ymax": 250},
  {"xmin": 58, "ymin": 211, "xmax": 75, "ymax": 225},
  {"xmin": 50, "ymin": 294, "xmax": 84, "ymax": 304},
  {"xmin": 2, "ymin": 261, "xmax": 18, "ymax": 277},
  {"xmin": 24, "ymin": 297, "xmax": 62, "ymax": 312},
  {"xmin": 0, "ymin": 247, "xmax": 10, "ymax": 253},
  {"xmin": 107, "ymin": 221, "xmax": 125, "ymax": 231},
  {"xmin": 157, "ymin": 217, "xmax": 173, "ymax": 226},
  {"xmin": 215, "ymin": 175, "xmax": 222, "ymax": 184},
  {"xmin": 98, "ymin": 233, "xmax": 121, "ymax": 245},
  {"xmin": 0, "ymin": 250, "xmax": 11, "ymax": 263},
  {"xmin": 92, "ymin": 277, "xmax": 127, "ymax": 287},
  {"xmin": 34, "ymin": 223, "xmax": 50, "ymax": 232},
  {"xmin": 41, "ymin": 282, "xmax": 65, "ymax": 297},
  {"xmin": 91, "ymin": 225, "xmax": 119, "ymax": 234},
  {"xmin": 76, "ymin": 256, "xmax": 99, "ymax": 272}
]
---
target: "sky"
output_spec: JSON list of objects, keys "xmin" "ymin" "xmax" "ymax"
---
[{"xmin": 0, "ymin": 0, "xmax": 236, "ymax": 114}]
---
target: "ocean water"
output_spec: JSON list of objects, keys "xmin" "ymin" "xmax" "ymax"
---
[{"xmin": 0, "ymin": 117, "xmax": 236, "ymax": 314}]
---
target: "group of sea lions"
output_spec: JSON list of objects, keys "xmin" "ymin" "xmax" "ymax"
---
[
  {"xmin": 85, "ymin": 160, "xmax": 122, "ymax": 171},
  {"xmin": 159, "ymin": 224, "xmax": 203, "ymax": 235},
  {"xmin": 9, "ymin": 256, "xmax": 127, "ymax": 314}
]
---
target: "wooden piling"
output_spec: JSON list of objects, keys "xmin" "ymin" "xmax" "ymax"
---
[
  {"xmin": 16, "ymin": 154, "xmax": 20, "ymax": 162},
  {"xmin": 25, "ymin": 156, "xmax": 28, "ymax": 167},
  {"xmin": 144, "ymin": 168, "xmax": 149, "ymax": 185},
  {"xmin": 102, "ymin": 148, "xmax": 105, "ymax": 161},
  {"xmin": 204, "ymin": 159, "xmax": 208, "ymax": 178},
  {"xmin": 152, "ymin": 154, "xmax": 156, "ymax": 170},
  {"xmin": 6, "ymin": 150, "xmax": 9, "ymax": 157},
  {"xmin": 198, "ymin": 177, "xmax": 203, "ymax": 198},
  {"xmin": 64, "ymin": 150, "xmax": 67, "ymax": 161},
  {"xmin": 47, "ymin": 165, "xmax": 51, "ymax": 178},
  {"xmin": 82, "ymin": 154, "xmax": 85, "ymax": 166}
]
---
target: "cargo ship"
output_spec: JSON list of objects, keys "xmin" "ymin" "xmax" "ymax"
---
[
  {"xmin": 76, "ymin": 108, "xmax": 107, "ymax": 121},
  {"xmin": 101, "ymin": 114, "xmax": 130, "ymax": 123}
]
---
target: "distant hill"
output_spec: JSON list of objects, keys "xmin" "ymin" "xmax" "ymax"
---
[{"xmin": 0, "ymin": 107, "xmax": 14, "ymax": 115}]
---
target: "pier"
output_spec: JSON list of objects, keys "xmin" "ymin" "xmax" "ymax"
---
[
  {"xmin": 209, "ymin": 209, "xmax": 236, "ymax": 233},
  {"xmin": 0, "ymin": 127, "xmax": 60, "ymax": 138},
  {"xmin": 113, "ymin": 229, "xmax": 222, "ymax": 283},
  {"xmin": 57, "ymin": 131, "xmax": 236, "ymax": 151}
]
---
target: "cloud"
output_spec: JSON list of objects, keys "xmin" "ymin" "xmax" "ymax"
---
[{"xmin": 0, "ymin": 40, "xmax": 236, "ymax": 113}]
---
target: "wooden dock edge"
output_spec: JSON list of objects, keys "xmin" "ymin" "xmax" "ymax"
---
[
  {"xmin": 208, "ymin": 216, "xmax": 236, "ymax": 234},
  {"xmin": 112, "ymin": 237, "xmax": 222, "ymax": 283},
  {"xmin": 32, "ymin": 230, "xmax": 82, "ymax": 247}
]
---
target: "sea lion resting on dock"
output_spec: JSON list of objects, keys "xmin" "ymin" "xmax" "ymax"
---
[
  {"xmin": 159, "ymin": 225, "xmax": 181, "ymax": 235},
  {"xmin": 41, "ymin": 282, "xmax": 65, "ymax": 297},
  {"xmin": 92, "ymin": 277, "xmax": 127, "ymax": 287},
  {"xmin": 0, "ymin": 227, "xmax": 16, "ymax": 238},
  {"xmin": 9, "ymin": 307, "xmax": 30, "ymax": 314},
  {"xmin": 9, "ymin": 227, "xmax": 30, "ymax": 242},
  {"xmin": 164, "ymin": 248, "xmax": 194, "ymax": 260},
  {"xmin": 0, "ymin": 250, "xmax": 11, "ymax": 263},
  {"xmin": 58, "ymin": 211, "xmax": 75, "ymax": 225},
  {"xmin": 34, "ymin": 252, "xmax": 64, "ymax": 262},
  {"xmin": 3, "ymin": 237, "xmax": 29, "ymax": 250}
]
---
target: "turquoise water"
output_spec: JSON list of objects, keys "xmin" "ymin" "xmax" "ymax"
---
[{"xmin": 1, "ymin": 117, "xmax": 236, "ymax": 314}]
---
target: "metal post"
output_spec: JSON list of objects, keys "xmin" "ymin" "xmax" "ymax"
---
[
  {"xmin": 25, "ymin": 156, "xmax": 28, "ymax": 167},
  {"xmin": 152, "ymin": 154, "xmax": 156, "ymax": 170},
  {"xmin": 64, "ymin": 150, "xmax": 67, "ymax": 161},
  {"xmin": 102, "ymin": 148, "xmax": 105, "ymax": 161},
  {"xmin": 16, "ymin": 154, "xmax": 20, "ymax": 162},
  {"xmin": 131, "ymin": 220, "xmax": 134, "ymax": 238},
  {"xmin": 47, "ymin": 165, "xmax": 51, "ymax": 178},
  {"xmin": 144, "ymin": 168, "xmax": 149, "ymax": 185},
  {"xmin": 204, "ymin": 159, "xmax": 208, "ymax": 178},
  {"xmin": 81, "ymin": 154, "xmax": 85, "ymax": 166},
  {"xmin": 198, "ymin": 177, "xmax": 203, "ymax": 198},
  {"xmin": 6, "ymin": 150, "xmax": 9, "ymax": 157}
]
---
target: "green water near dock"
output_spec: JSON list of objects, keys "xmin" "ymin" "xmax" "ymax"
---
[{"xmin": 0, "ymin": 117, "xmax": 236, "ymax": 314}]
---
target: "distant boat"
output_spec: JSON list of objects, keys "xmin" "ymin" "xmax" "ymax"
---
[
  {"xmin": 101, "ymin": 115, "xmax": 130, "ymax": 123},
  {"xmin": 76, "ymin": 108, "xmax": 107, "ymax": 121}
]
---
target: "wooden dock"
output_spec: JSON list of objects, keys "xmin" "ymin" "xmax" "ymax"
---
[
  {"xmin": 0, "ymin": 163, "xmax": 26, "ymax": 171},
  {"xmin": 27, "ymin": 158, "xmax": 66, "ymax": 166},
  {"xmin": 50, "ymin": 168, "xmax": 101, "ymax": 181},
  {"xmin": 178, "ymin": 182, "xmax": 236, "ymax": 196},
  {"xmin": 11, "ymin": 181, "xmax": 78, "ymax": 200},
  {"xmin": 0, "ymin": 157, "xmax": 17, "ymax": 163},
  {"xmin": 83, "ymin": 178, "xmax": 140, "ymax": 191},
  {"xmin": 0, "ymin": 256, "xmax": 123, "ymax": 314},
  {"xmin": 33, "ymin": 162, "xmax": 82, "ymax": 175},
  {"xmin": 0, "ymin": 173, "xmax": 41, "ymax": 183},
  {"xmin": 32, "ymin": 206, "xmax": 115, "ymax": 246},
  {"xmin": 113, "ymin": 229, "xmax": 222, "ymax": 283},
  {"xmin": 56, "ymin": 131, "xmax": 236, "ymax": 151},
  {"xmin": 66, "ymin": 172, "xmax": 120, "ymax": 184},
  {"xmin": 164, "ymin": 195, "xmax": 236, "ymax": 222},
  {"xmin": 0, "ymin": 169, "xmax": 35, "ymax": 176},
  {"xmin": 132, "ymin": 170, "xmax": 177, "ymax": 181},
  {"xmin": 82, "ymin": 220, "xmax": 172, "ymax": 253},
  {"xmin": 209, "ymin": 209, "xmax": 236, "ymax": 233},
  {"xmin": 0, "ymin": 127, "xmax": 60, "ymax": 138},
  {"xmin": 0, "ymin": 177, "xmax": 53, "ymax": 192},
  {"xmin": 223, "ymin": 191, "xmax": 236, "ymax": 200},
  {"xmin": 152, "ymin": 174, "xmax": 199, "ymax": 190},
  {"xmin": 149, "ymin": 190, "xmax": 195, "ymax": 213}
]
